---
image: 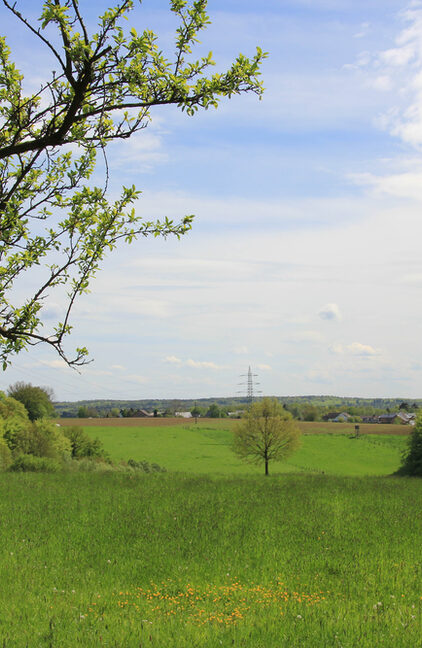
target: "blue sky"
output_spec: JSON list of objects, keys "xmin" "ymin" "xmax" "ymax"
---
[{"xmin": 3, "ymin": 0, "xmax": 422, "ymax": 401}]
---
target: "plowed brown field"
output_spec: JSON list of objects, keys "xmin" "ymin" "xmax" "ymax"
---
[{"xmin": 57, "ymin": 416, "xmax": 191, "ymax": 427}]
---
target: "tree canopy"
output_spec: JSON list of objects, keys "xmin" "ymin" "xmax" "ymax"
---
[
  {"xmin": 0, "ymin": 0, "xmax": 266, "ymax": 368},
  {"xmin": 233, "ymin": 398, "xmax": 300, "ymax": 476},
  {"xmin": 7, "ymin": 381, "xmax": 55, "ymax": 421}
]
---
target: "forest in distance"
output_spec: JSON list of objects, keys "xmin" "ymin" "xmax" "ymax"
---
[{"xmin": 54, "ymin": 395, "xmax": 422, "ymax": 419}]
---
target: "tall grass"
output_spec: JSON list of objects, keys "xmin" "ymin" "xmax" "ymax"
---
[{"xmin": 0, "ymin": 472, "xmax": 420, "ymax": 647}]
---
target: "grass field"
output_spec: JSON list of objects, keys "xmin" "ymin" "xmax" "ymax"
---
[
  {"xmin": 79, "ymin": 421, "xmax": 408, "ymax": 476},
  {"xmin": 1, "ymin": 420, "xmax": 419, "ymax": 647},
  {"xmin": 58, "ymin": 417, "xmax": 412, "ymax": 435},
  {"xmin": 0, "ymin": 472, "xmax": 420, "ymax": 647}
]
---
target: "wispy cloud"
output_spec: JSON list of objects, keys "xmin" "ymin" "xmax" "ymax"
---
[
  {"xmin": 40, "ymin": 359, "xmax": 68, "ymax": 369},
  {"xmin": 163, "ymin": 356, "xmax": 227, "ymax": 370},
  {"xmin": 186, "ymin": 359, "xmax": 226, "ymax": 370},
  {"xmin": 110, "ymin": 129, "xmax": 168, "ymax": 171},
  {"xmin": 330, "ymin": 342, "xmax": 379, "ymax": 357},
  {"xmin": 362, "ymin": 4, "xmax": 422, "ymax": 148},
  {"xmin": 353, "ymin": 22, "xmax": 370, "ymax": 39},
  {"xmin": 164, "ymin": 355, "xmax": 183, "ymax": 365}
]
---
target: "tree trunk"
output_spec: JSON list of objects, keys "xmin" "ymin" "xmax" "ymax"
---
[{"xmin": 265, "ymin": 457, "xmax": 269, "ymax": 476}]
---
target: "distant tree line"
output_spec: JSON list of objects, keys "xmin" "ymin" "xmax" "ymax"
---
[{"xmin": 54, "ymin": 396, "xmax": 422, "ymax": 420}]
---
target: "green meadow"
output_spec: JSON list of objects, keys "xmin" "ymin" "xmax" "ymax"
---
[
  {"xmin": 0, "ymin": 421, "xmax": 420, "ymax": 647},
  {"xmin": 83, "ymin": 421, "xmax": 407, "ymax": 476}
]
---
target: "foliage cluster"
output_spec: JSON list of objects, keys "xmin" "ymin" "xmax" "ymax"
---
[
  {"xmin": 397, "ymin": 412, "xmax": 422, "ymax": 476},
  {"xmin": 7, "ymin": 381, "xmax": 55, "ymax": 421},
  {"xmin": 62, "ymin": 424, "xmax": 107, "ymax": 459},
  {"xmin": 0, "ymin": 391, "xmax": 164, "ymax": 473},
  {"xmin": 0, "ymin": 0, "xmax": 265, "ymax": 367},
  {"xmin": 0, "ymin": 390, "xmax": 72, "ymax": 468},
  {"xmin": 233, "ymin": 398, "xmax": 300, "ymax": 475}
]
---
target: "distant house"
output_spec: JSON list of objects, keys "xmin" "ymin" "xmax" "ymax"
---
[
  {"xmin": 330, "ymin": 412, "xmax": 351, "ymax": 423},
  {"xmin": 323, "ymin": 411, "xmax": 351, "ymax": 422},
  {"xmin": 135, "ymin": 409, "xmax": 153, "ymax": 417},
  {"xmin": 362, "ymin": 416, "xmax": 379, "ymax": 424},
  {"xmin": 396, "ymin": 412, "xmax": 416, "ymax": 424},
  {"xmin": 175, "ymin": 411, "xmax": 192, "ymax": 419},
  {"xmin": 377, "ymin": 412, "xmax": 415, "ymax": 425},
  {"xmin": 378, "ymin": 413, "xmax": 399, "ymax": 424}
]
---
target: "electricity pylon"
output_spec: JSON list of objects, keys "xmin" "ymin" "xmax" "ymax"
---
[{"xmin": 237, "ymin": 366, "xmax": 262, "ymax": 403}]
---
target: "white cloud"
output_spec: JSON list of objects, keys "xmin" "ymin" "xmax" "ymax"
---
[
  {"xmin": 186, "ymin": 359, "xmax": 226, "ymax": 370},
  {"xmin": 163, "ymin": 356, "xmax": 226, "ymax": 370},
  {"xmin": 330, "ymin": 342, "xmax": 379, "ymax": 357},
  {"xmin": 400, "ymin": 272, "xmax": 422, "ymax": 284},
  {"xmin": 40, "ymin": 359, "xmax": 68, "ymax": 369},
  {"xmin": 318, "ymin": 303, "xmax": 342, "ymax": 321},
  {"xmin": 233, "ymin": 346, "xmax": 249, "ymax": 355},
  {"xmin": 164, "ymin": 355, "xmax": 183, "ymax": 364},
  {"xmin": 110, "ymin": 130, "xmax": 168, "ymax": 171},
  {"xmin": 84, "ymin": 369, "xmax": 114, "ymax": 377},
  {"xmin": 371, "ymin": 75, "xmax": 393, "ymax": 91},
  {"xmin": 352, "ymin": 169, "xmax": 422, "ymax": 201},
  {"xmin": 257, "ymin": 364, "xmax": 272, "ymax": 371},
  {"xmin": 363, "ymin": 5, "xmax": 422, "ymax": 149},
  {"xmin": 380, "ymin": 44, "xmax": 415, "ymax": 67},
  {"xmin": 110, "ymin": 364, "xmax": 126, "ymax": 371},
  {"xmin": 354, "ymin": 22, "xmax": 370, "ymax": 39}
]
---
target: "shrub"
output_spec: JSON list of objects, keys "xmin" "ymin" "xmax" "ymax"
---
[
  {"xmin": 9, "ymin": 454, "xmax": 61, "ymax": 472},
  {"xmin": 12, "ymin": 420, "xmax": 71, "ymax": 461},
  {"xmin": 0, "ymin": 437, "xmax": 12, "ymax": 470},
  {"xmin": 0, "ymin": 392, "xmax": 31, "ymax": 452},
  {"xmin": 62, "ymin": 425, "xmax": 107, "ymax": 459},
  {"xmin": 68, "ymin": 457, "xmax": 114, "ymax": 473},
  {"xmin": 7, "ymin": 382, "xmax": 55, "ymax": 421},
  {"xmin": 397, "ymin": 413, "xmax": 422, "ymax": 476}
]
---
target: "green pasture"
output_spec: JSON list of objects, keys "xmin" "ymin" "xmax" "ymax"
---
[
  {"xmin": 0, "ymin": 472, "xmax": 421, "ymax": 647},
  {"xmin": 84, "ymin": 422, "xmax": 407, "ymax": 476}
]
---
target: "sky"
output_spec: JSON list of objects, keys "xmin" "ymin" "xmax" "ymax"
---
[{"xmin": 3, "ymin": 0, "xmax": 422, "ymax": 401}]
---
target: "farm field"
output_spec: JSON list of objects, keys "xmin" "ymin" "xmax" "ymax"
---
[
  {"xmin": 0, "ymin": 472, "xmax": 420, "ymax": 647},
  {"xmin": 58, "ymin": 417, "xmax": 412, "ymax": 435},
  {"xmin": 77, "ymin": 420, "xmax": 408, "ymax": 476}
]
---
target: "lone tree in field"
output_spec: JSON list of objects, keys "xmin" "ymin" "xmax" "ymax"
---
[
  {"xmin": 233, "ymin": 398, "xmax": 300, "ymax": 476},
  {"xmin": 0, "ymin": 0, "xmax": 266, "ymax": 368},
  {"xmin": 396, "ymin": 412, "xmax": 422, "ymax": 477}
]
